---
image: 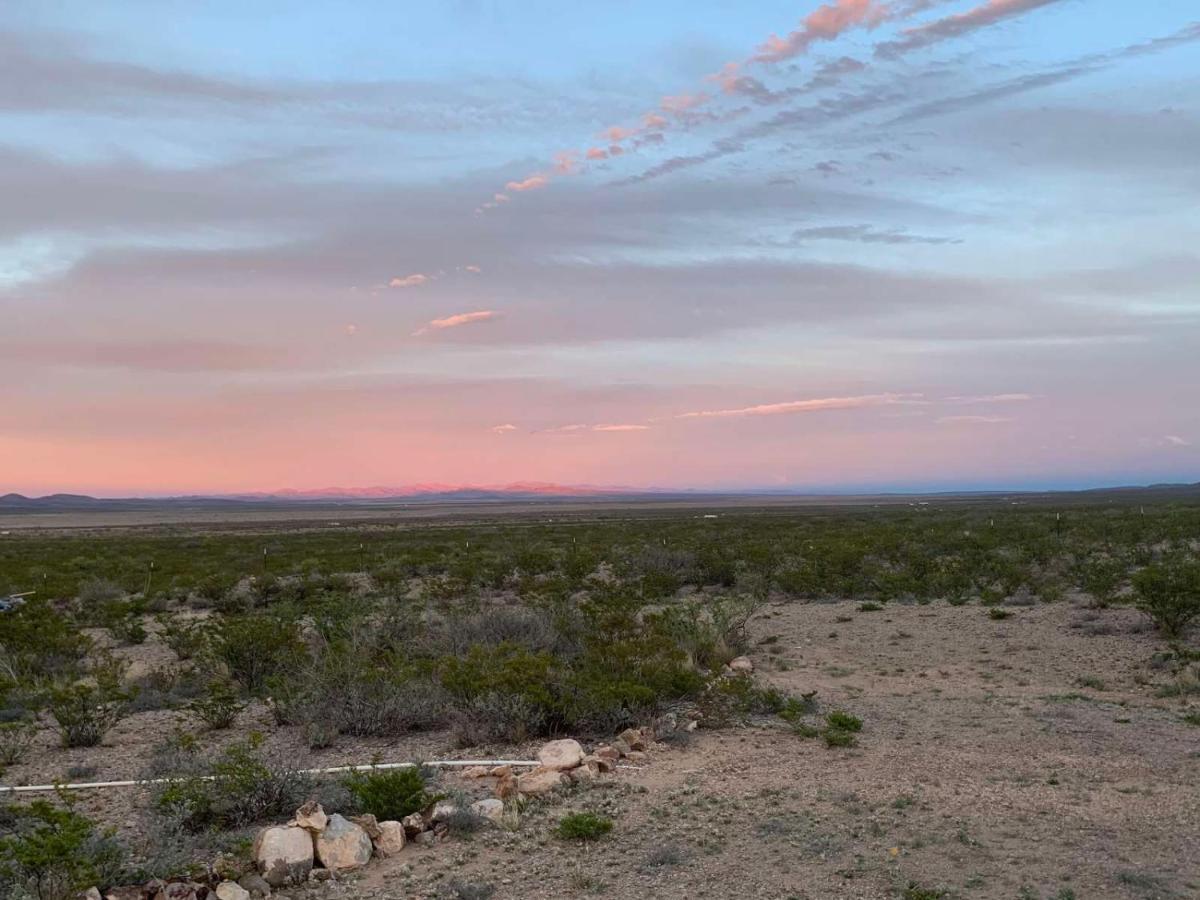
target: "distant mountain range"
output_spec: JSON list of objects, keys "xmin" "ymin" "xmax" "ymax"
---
[{"xmin": 1, "ymin": 480, "xmax": 1198, "ymax": 512}]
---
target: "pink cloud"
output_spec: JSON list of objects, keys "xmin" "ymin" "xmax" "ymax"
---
[
  {"xmin": 585, "ymin": 147, "xmax": 609, "ymax": 160},
  {"xmin": 389, "ymin": 273, "xmax": 432, "ymax": 289},
  {"xmin": 945, "ymin": 392, "xmax": 1033, "ymax": 404},
  {"xmin": 935, "ymin": 415, "xmax": 1012, "ymax": 425},
  {"xmin": 593, "ymin": 424, "xmax": 651, "ymax": 432},
  {"xmin": 491, "ymin": 423, "xmax": 517, "ymax": 434},
  {"xmin": 553, "ymin": 150, "xmax": 579, "ymax": 174},
  {"xmin": 463, "ymin": 264, "xmax": 482, "ymax": 274},
  {"xmin": 642, "ymin": 112, "xmax": 668, "ymax": 129},
  {"xmin": 877, "ymin": 0, "xmax": 1064, "ymax": 58},
  {"xmin": 603, "ymin": 125, "xmax": 636, "ymax": 143},
  {"xmin": 660, "ymin": 92, "xmax": 710, "ymax": 115},
  {"xmin": 754, "ymin": 0, "xmax": 892, "ymax": 64},
  {"xmin": 412, "ymin": 309, "xmax": 499, "ymax": 336},
  {"xmin": 505, "ymin": 174, "xmax": 550, "ymax": 192},
  {"xmin": 676, "ymin": 393, "xmax": 921, "ymax": 419}
]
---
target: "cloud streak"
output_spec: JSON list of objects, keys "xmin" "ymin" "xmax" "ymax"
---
[
  {"xmin": 877, "ymin": 0, "xmax": 1066, "ymax": 58},
  {"xmin": 676, "ymin": 393, "xmax": 922, "ymax": 419},
  {"xmin": 412, "ymin": 309, "xmax": 499, "ymax": 336}
]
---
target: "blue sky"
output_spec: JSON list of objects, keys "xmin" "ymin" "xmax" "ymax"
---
[{"xmin": 1, "ymin": 0, "xmax": 1198, "ymax": 494}]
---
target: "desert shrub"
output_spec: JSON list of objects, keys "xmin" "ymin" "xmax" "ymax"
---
[
  {"xmin": 1133, "ymin": 557, "xmax": 1200, "ymax": 638},
  {"xmin": 126, "ymin": 666, "xmax": 207, "ymax": 714},
  {"xmin": 186, "ymin": 679, "xmax": 246, "ymax": 730},
  {"xmin": 555, "ymin": 811, "xmax": 613, "ymax": 841},
  {"xmin": 698, "ymin": 674, "xmax": 790, "ymax": 727},
  {"xmin": 0, "ymin": 722, "xmax": 37, "ymax": 768},
  {"xmin": 0, "ymin": 798, "xmax": 128, "ymax": 900},
  {"xmin": 451, "ymin": 691, "xmax": 548, "ymax": 746},
  {"xmin": 156, "ymin": 614, "xmax": 209, "ymax": 661},
  {"xmin": 49, "ymin": 659, "xmax": 134, "ymax": 748},
  {"xmin": 0, "ymin": 600, "xmax": 91, "ymax": 684},
  {"xmin": 825, "ymin": 710, "xmax": 862, "ymax": 732},
  {"xmin": 209, "ymin": 613, "xmax": 306, "ymax": 694},
  {"xmin": 154, "ymin": 733, "xmax": 311, "ymax": 832},
  {"xmin": 342, "ymin": 766, "xmax": 439, "ymax": 822},
  {"xmin": 903, "ymin": 884, "xmax": 947, "ymax": 900},
  {"xmin": 76, "ymin": 578, "xmax": 124, "ymax": 606}
]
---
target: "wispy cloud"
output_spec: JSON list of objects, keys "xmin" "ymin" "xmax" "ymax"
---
[
  {"xmin": 389, "ymin": 273, "xmax": 432, "ymax": 289},
  {"xmin": 788, "ymin": 224, "xmax": 962, "ymax": 245},
  {"xmin": 876, "ymin": 0, "xmax": 1066, "ymax": 58},
  {"xmin": 490, "ymin": 423, "xmax": 517, "ymax": 434},
  {"xmin": 936, "ymin": 414, "xmax": 1012, "ymax": 424},
  {"xmin": 676, "ymin": 393, "xmax": 921, "ymax": 419},
  {"xmin": 412, "ymin": 309, "xmax": 498, "ymax": 336},
  {"xmin": 753, "ymin": 0, "xmax": 892, "ymax": 64},
  {"xmin": 1163, "ymin": 435, "xmax": 1191, "ymax": 447},
  {"xmin": 592, "ymin": 423, "xmax": 651, "ymax": 432}
]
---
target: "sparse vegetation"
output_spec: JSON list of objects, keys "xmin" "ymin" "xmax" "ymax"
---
[
  {"xmin": 555, "ymin": 811, "xmax": 614, "ymax": 841},
  {"xmin": 342, "ymin": 765, "xmax": 441, "ymax": 822}
]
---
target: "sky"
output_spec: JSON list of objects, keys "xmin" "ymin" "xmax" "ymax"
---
[{"xmin": 1, "ymin": 0, "xmax": 1198, "ymax": 496}]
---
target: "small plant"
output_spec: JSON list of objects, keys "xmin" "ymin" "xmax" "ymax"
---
[
  {"xmin": 0, "ymin": 721, "xmax": 36, "ymax": 767},
  {"xmin": 1181, "ymin": 710, "xmax": 1200, "ymax": 727},
  {"xmin": 1133, "ymin": 557, "xmax": 1200, "ymax": 638},
  {"xmin": 822, "ymin": 727, "xmax": 856, "ymax": 747},
  {"xmin": 342, "ymin": 765, "xmax": 440, "ymax": 822},
  {"xmin": 903, "ymin": 883, "xmax": 947, "ymax": 900},
  {"xmin": 185, "ymin": 679, "xmax": 245, "ymax": 730},
  {"xmin": 0, "ymin": 797, "xmax": 127, "ymax": 900},
  {"xmin": 988, "ymin": 607, "xmax": 1012, "ymax": 620},
  {"xmin": 49, "ymin": 661, "xmax": 134, "ymax": 748},
  {"xmin": 555, "ymin": 811, "xmax": 613, "ymax": 841},
  {"xmin": 858, "ymin": 602, "xmax": 883, "ymax": 612},
  {"xmin": 825, "ymin": 710, "xmax": 862, "ymax": 733},
  {"xmin": 1076, "ymin": 675, "xmax": 1106, "ymax": 691}
]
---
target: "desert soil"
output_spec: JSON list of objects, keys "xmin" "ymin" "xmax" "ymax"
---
[{"xmin": 6, "ymin": 599, "xmax": 1198, "ymax": 900}]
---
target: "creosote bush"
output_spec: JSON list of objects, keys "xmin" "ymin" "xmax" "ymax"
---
[
  {"xmin": 555, "ymin": 811, "xmax": 614, "ymax": 841},
  {"xmin": 49, "ymin": 659, "xmax": 135, "ymax": 748},
  {"xmin": 1133, "ymin": 556, "xmax": 1200, "ymax": 638},
  {"xmin": 0, "ymin": 797, "xmax": 127, "ymax": 900},
  {"xmin": 341, "ymin": 766, "xmax": 440, "ymax": 822}
]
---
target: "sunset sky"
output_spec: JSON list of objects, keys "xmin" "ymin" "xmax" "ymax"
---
[{"xmin": 2, "ymin": 0, "xmax": 1198, "ymax": 496}]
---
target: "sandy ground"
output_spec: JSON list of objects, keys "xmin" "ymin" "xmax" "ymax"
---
[{"xmin": 5, "ymin": 599, "xmax": 1198, "ymax": 900}]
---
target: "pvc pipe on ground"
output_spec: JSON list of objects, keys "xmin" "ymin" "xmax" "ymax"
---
[{"xmin": 0, "ymin": 758, "xmax": 541, "ymax": 795}]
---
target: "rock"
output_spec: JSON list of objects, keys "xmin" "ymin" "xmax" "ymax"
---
[
  {"xmin": 625, "ymin": 750, "xmax": 648, "ymax": 763},
  {"xmin": 402, "ymin": 812, "xmax": 427, "ymax": 836},
  {"xmin": 375, "ymin": 820, "xmax": 407, "ymax": 857},
  {"xmin": 617, "ymin": 728, "xmax": 646, "ymax": 751},
  {"xmin": 309, "ymin": 869, "xmax": 332, "ymax": 882},
  {"xmin": 610, "ymin": 738, "xmax": 631, "ymax": 756},
  {"xmin": 254, "ymin": 826, "xmax": 313, "ymax": 887},
  {"xmin": 413, "ymin": 830, "xmax": 436, "ymax": 847},
  {"xmin": 103, "ymin": 888, "xmax": 143, "ymax": 900},
  {"xmin": 494, "ymin": 771, "xmax": 518, "ymax": 801},
  {"xmin": 431, "ymin": 800, "xmax": 460, "ymax": 824},
  {"xmin": 80, "ymin": 889, "xmax": 102, "ymax": 900},
  {"xmin": 293, "ymin": 800, "xmax": 328, "ymax": 833},
  {"xmin": 568, "ymin": 761, "xmax": 598, "ymax": 782},
  {"xmin": 585, "ymin": 753, "xmax": 614, "ymax": 773},
  {"xmin": 215, "ymin": 883, "xmax": 251, "ymax": 900},
  {"xmin": 594, "ymin": 745, "xmax": 620, "ymax": 764},
  {"xmin": 314, "ymin": 813, "xmax": 372, "ymax": 872},
  {"xmin": 489, "ymin": 765, "xmax": 512, "ymax": 778},
  {"xmin": 348, "ymin": 813, "xmax": 381, "ymax": 841},
  {"xmin": 728, "ymin": 656, "xmax": 754, "ymax": 673},
  {"xmin": 461, "ymin": 765, "xmax": 490, "ymax": 778},
  {"xmin": 517, "ymin": 767, "xmax": 568, "ymax": 796},
  {"xmin": 236, "ymin": 873, "xmax": 271, "ymax": 897},
  {"xmin": 470, "ymin": 798, "xmax": 505, "ymax": 822},
  {"xmin": 160, "ymin": 883, "xmax": 203, "ymax": 900},
  {"xmin": 684, "ymin": 719, "xmax": 699, "ymax": 732},
  {"xmin": 537, "ymin": 738, "xmax": 585, "ymax": 771}
]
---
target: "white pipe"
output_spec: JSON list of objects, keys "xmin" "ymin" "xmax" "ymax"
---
[{"xmin": 0, "ymin": 759, "xmax": 541, "ymax": 794}]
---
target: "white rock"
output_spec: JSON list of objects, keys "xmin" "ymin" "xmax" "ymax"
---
[
  {"xmin": 215, "ymin": 882, "xmax": 252, "ymax": 900},
  {"xmin": 470, "ymin": 798, "xmax": 505, "ymax": 822},
  {"xmin": 314, "ymin": 813, "xmax": 372, "ymax": 872},
  {"xmin": 254, "ymin": 825, "xmax": 313, "ymax": 887},
  {"xmin": 431, "ymin": 800, "xmax": 460, "ymax": 823},
  {"xmin": 728, "ymin": 655, "xmax": 754, "ymax": 673},
  {"xmin": 537, "ymin": 738, "xmax": 585, "ymax": 771},
  {"xmin": 375, "ymin": 820, "xmax": 407, "ymax": 857}
]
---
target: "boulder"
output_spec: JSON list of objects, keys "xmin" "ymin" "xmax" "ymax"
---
[
  {"xmin": 517, "ymin": 767, "xmax": 568, "ymax": 796},
  {"xmin": 568, "ymin": 761, "xmax": 598, "ymax": 782},
  {"xmin": 728, "ymin": 656, "xmax": 754, "ymax": 674},
  {"xmin": 494, "ymin": 771, "xmax": 518, "ymax": 801},
  {"xmin": 430, "ymin": 801, "xmax": 459, "ymax": 824},
  {"xmin": 292, "ymin": 800, "xmax": 327, "ymax": 833},
  {"xmin": 81, "ymin": 890, "xmax": 103, "ymax": 900},
  {"xmin": 103, "ymin": 888, "xmax": 143, "ymax": 900},
  {"xmin": 215, "ymin": 883, "xmax": 251, "ymax": 900},
  {"xmin": 461, "ymin": 765, "xmax": 490, "ymax": 779},
  {"xmin": 348, "ymin": 813, "xmax": 382, "ymax": 841},
  {"xmin": 585, "ymin": 753, "xmax": 614, "ymax": 774},
  {"xmin": 254, "ymin": 825, "xmax": 313, "ymax": 887},
  {"xmin": 610, "ymin": 738, "xmax": 631, "ymax": 756},
  {"xmin": 537, "ymin": 738, "xmax": 585, "ymax": 771},
  {"xmin": 374, "ymin": 820, "xmax": 407, "ymax": 857},
  {"xmin": 593, "ymin": 745, "xmax": 620, "ymax": 764},
  {"xmin": 617, "ymin": 728, "xmax": 646, "ymax": 751},
  {"xmin": 470, "ymin": 798, "xmax": 505, "ymax": 822},
  {"xmin": 402, "ymin": 812, "xmax": 427, "ymax": 836},
  {"xmin": 413, "ymin": 830, "xmax": 437, "ymax": 847},
  {"xmin": 314, "ymin": 814, "xmax": 372, "ymax": 872},
  {"xmin": 489, "ymin": 765, "xmax": 513, "ymax": 778},
  {"xmin": 625, "ymin": 750, "xmax": 648, "ymax": 763},
  {"xmin": 236, "ymin": 873, "xmax": 271, "ymax": 898}
]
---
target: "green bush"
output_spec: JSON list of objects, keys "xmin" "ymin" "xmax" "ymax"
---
[
  {"xmin": 185, "ymin": 679, "xmax": 245, "ymax": 730},
  {"xmin": 825, "ymin": 710, "xmax": 862, "ymax": 733},
  {"xmin": 0, "ymin": 722, "xmax": 36, "ymax": 768},
  {"xmin": 1133, "ymin": 557, "xmax": 1200, "ymax": 638},
  {"xmin": 210, "ymin": 614, "xmax": 307, "ymax": 694},
  {"xmin": 0, "ymin": 798, "xmax": 127, "ymax": 900},
  {"xmin": 555, "ymin": 811, "xmax": 613, "ymax": 841},
  {"xmin": 49, "ymin": 661, "xmax": 134, "ymax": 748},
  {"xmin": 155, "ymin": 733, "xmax": 310, "ymax": 832},
  {"xmin": 342, "ymin": 766, "xmax": 440, "ymax": 822}
]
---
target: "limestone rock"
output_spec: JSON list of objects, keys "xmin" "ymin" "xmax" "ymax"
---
[
  {"xmin": 81, "ymin": 889, "xmax": 103, "ymax": 900},
  {"xmin": 517, "ymin": 767, "xmax": 568, "ymax": 796},
  {"xmin": 461, "ymin": 765, "xmax": 490, "ymax": 778},
  {"xmin": 537, "ymin": 738, "xmax": 584, "ymax": 771},
  {"xmin": 236, "ymin": 873, "xmax": 271, "ymax": 897},
  {"xmin": 610, "ymin": 738, "xmax": 631, "ymax": 756},
  {"xmin": 617, "ymin": 728, "xmax": 646, "ymax": 751},
  {"xmin": 348, "ymin": 813, "xmax": 382, "ymax": 841},
  {"xmin": 489, "ymin": 765, "xmax": 512, "ymax": 778},
  {"xmin": 375, "ymin": 820, "xmax": 407, "ymax": 857},
  {"xmin": 293, "ymin": 800, "xmax": 328, "ymax": 833},
  {"xmin": 314, "ymin": 814, "xmax": 372, "ymax": 872},
  {"xmin": 254, "ymin": 825, "xmax": 313, "ymax": 887},
  {"xmin": 470, "ymin": 798, "xmax": 505, "ymax": 822},
  {"xmin": 402, "ymin": 812, "xmax": 427, "ymax": 836},
  {"xmin": 728, "ymin": 655, "xmax": 754, "ymax": 673},
  {"xmin": 215, "ymin": 883, "xmax": 251, "ymax": 900}
]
